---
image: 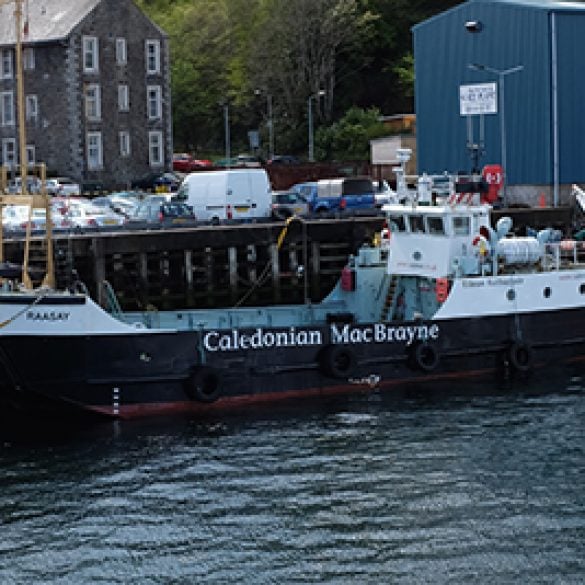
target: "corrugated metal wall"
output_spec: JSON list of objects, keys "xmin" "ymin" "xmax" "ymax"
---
[{"xmin": 414, "ymin": 0, "xmax": 585, "ymax": 187}]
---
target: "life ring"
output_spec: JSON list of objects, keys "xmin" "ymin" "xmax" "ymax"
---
[
  {"xmin": 319, "ymin": 345, "xmax": 357, "ymax": 379},
  {"xmin": 508, "ymin": 343, "xmax": 533, "ymax": 373},
  {"xmin": 185, "ymin": 366, "xmax": 222, "ymax": 402},
  {"xmin": 410, "ymin": 342, "xmax": 440, "ymax": 372}
]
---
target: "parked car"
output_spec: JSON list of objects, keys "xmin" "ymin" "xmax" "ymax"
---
[
  {"xmin": 131, "ymin": 172, "xmax": 182, "ymax": 192},
  {"xmin": 6, "ymin": 176, "xmax": 42, "ymax": 194},
  {"xmin": 66, "ymin": 203, "xmax": 126, "ymax": 229},
  {"xmin": 267, "ymin": 155, "xmax": 300, "ymax": 165},
  {"xmin": 128, "ymin": 201, "xmax": 197, "ymax": 227},
  {"xmin": 6, "ymin": 207, "xmax": 72, "ymax": 232},
  {"xmin": 290, "ymin": 177, "xmax": 377, "ymax": 216},
  {"xmin": 172, "ymin": 153, "xmax": 213, "ymax": 172},
  {"xmin": 271, "ymin": 190, "xmax": 310, "ymax": 219},
  {"xmin": 45, "ymin": 177, "xmax": 81, "ymax": 196},
  {"xmin": 175, "ymin": 169, "xmax": 272, "ymax": 224}
]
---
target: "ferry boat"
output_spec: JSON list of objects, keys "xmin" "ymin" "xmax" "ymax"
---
[{"xmin": 1, "ymin": 169, "xmax": 585, "ymax": 418}]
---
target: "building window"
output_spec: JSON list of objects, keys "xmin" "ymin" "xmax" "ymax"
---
[
  {"xmin": 23, "ymin": 47, "xmax": 35, "ymax": 71},
  {"xmin": 25, "ymin": 94, "xmax": 38, "ymax": 122},
  {"xmin": 26, "ymin": 145, "xmax": 35, "ymax": 167},
  {"xmin": 87, "ymin": 132, "xmax": 103, "ymax": 170},
  {"xmin": 0, "ymin": 91, "xmax": 15, "ymax": 126},
  {"xmin": 119, "ymin": 131, "xmax": 131, "ymax": 157},
  {"xmin": 148, "ymin": 131, "xmax": 163, "ymax": 167},
  {"xmin": 118, "ymin": 84, "xmax": 129, "ymax": 111},
  {"xmin": 147, "ymin": 85, "xmax": 161, "ymax": 120},
  {"xmin": 83, "ymin": 36, "xmax": 99, "ymax": 73},
  {"xmin": 1, "ymin": 49, "xmax": 12, "ymax": 79},
  {"xmin": 145, "ymin": 40, "xmax": 160, "ymax": 74},
  {"xmin": 85, "ymin": 84, "xmax": 101, "ymax": 120},
  {"xmin": 116, "ymin": 38, "xmax": 127, "ymax": 65},
  {"xmin": 1, "ymin": 138, "xmax": 16, "ymax": 169}
]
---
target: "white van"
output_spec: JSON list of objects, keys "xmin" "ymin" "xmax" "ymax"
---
[{"xmin": 175, "ymin": 169, "xmax": 272, "ymax": 223}]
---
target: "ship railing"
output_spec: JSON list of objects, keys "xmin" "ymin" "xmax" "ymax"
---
[
  {"xmin": 102, "ymin": 280, "xmax": 123, "ymax": 317},
  {"xmin": 542, "ymin": 240, "xmax": 585, "ymax": 270}
]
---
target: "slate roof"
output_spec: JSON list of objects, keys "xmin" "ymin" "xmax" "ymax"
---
[{"xmin": 0, "ymin": 0, "xmax": 101, "ymax": 46}]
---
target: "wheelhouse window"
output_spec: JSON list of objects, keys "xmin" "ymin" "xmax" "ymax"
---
[
  {"xmin": 118, "ymin": 84, "xmax": 129, "ymax": 111},
  {"xmin": 452, "ymin": 216, "xmax": 471, "ymax": 236},
  {"xmin": 148, "ymin": 130, "xmax": 163, "ymax": 167},
  {"xmin": 145, "ymin": 40, "xmax": 160, "ymax": 74},
  {"xmin": 0, "ymin": 91, "xmax": 15, "ymax": 126},
  {"xmin": 388, "ymin": 214, "xmax": 406, "ymax": 232},
  {"xmin": 1, "ymin": 49, "xmax": 12, "ymax": 79},
  {"xmin": 23, "ymin": 47, "xmax": 35, "ymax": 71},
  {"xmin": 25, "ymin": 94, "xmax": 38, "ymax": 122},
  {"xmin": 408, "ymin": 214, "xmax": 425, "ymax": 234},
  {"xmin": 85, "ymin": 84, "xmax": 101, "ymax": 120},
  {"xmin": 427, "ymin": 216, "xmax": 445, "ymax": 235},
  {"xmin": 115, "ymin": 38, "xmax": 127, "ymax": 65},
  {"xmin": 87, "ymin": 131, "xmax": 103, "ymax": 170},
  {"xmin": 83, "ymin": 36, "xmax": 99, "ymax": 73},
  {"xmin": 147, "ymin": 85, "xmax": 162, "ymax": 120}
]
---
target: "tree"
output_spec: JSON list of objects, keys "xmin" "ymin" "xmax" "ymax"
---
[{"xmin": 315, "ymin": 106, "xmax": 387, "ymax": 161}]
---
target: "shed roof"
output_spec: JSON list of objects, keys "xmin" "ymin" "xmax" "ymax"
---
[
  {"xmin": 0, "ymin": 0, "xmax": 101, "ymax": 45},
  {"xmin": 413, "ymin": 0, "xmax": 585, "ymax": 31}
]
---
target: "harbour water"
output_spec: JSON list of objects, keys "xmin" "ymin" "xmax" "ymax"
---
[{"xmin": 1, "ymin": 383, "xmax": 584, "ymax": 584}]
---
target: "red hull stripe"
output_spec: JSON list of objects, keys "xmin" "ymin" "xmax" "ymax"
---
[{"xmin": 84, "ymin": 366, "xmax": 494, "ymax": 419}]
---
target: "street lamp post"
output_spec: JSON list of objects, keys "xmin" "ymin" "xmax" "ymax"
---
[
  {"xmin": 308, "ymin": 90, "xmax": 325, "ymax": 162},
  {"xmin": 469, "ymin": 63, "xmax": 523, "ymax": 205},
  {"xmin": 221, "ymin": 101, "xmax": 231, "ymax": 169},
  {"xmin": 255, "ymin": 89, "xmax": 274, "ymax": 160}
]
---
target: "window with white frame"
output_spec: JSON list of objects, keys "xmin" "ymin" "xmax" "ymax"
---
[
  {"xmin": 116, "ymin": 38, "xmax": 127, "ymax": 65},
  {"xmin": 23, "ymin": 47, "xmax": 35, "ymax": 71},
  {"xmin": 85, "ymin": 84, "xmax": 101, "ymax": 120},
  {"xmin": 83, "ymin": 36, "xmax": 99, "ymax": 73},
  {"xmin": 25, "ymin": 95, "xmax": 38, "ymax": 122},
  {"xmin": 147, "ymin": 85, "xmax": 161, "ymax": 120},
  {"xmin": 119, "ymin": 131, "xmax": 130, "ymax": 157},
  {"xmin": 87, "ymin": 132, "xmax": 103, "ymax": 170},
  {"xmin": 0, "ymin": 91, "xmax": 15, "ymax": 126},
  {"xmin": 26, "ymin": 145, "xmax": 35, "ymax": 167},
  {"xmin": 1, "ymin": 49, "xmax": 13, "ymax": 79},
  {"xmin": 118, "ymin": 84, "xmax": 129, "ymax": 111},
  {"xmin": 145, "ymin": 40, "xmax": 160, "ymax": 74},
  {"xmin": 1, "ymin": 138, "xmax": 16, "ymax": 169},
  {"xmin": 148, "ymin": 131, "xmax": 163, "ymax": 167}
]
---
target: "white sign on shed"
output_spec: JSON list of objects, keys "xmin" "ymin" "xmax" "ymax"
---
[{"xmin": 459, "ymin": 82, "xmax": 497, "ymax": 116}]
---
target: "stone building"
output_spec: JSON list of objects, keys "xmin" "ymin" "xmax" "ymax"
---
[{"xmin": 0, "ymin": 0, "xmax": 171, "ymax": 189}]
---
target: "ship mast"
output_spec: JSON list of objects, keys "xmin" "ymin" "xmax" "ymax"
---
[{"xmin": 0, "ymin": 0, "xmax": 55, "ymax": 289}]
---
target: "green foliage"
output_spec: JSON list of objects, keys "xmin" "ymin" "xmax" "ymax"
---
[
  {"xmin": 135, "ymin": 0, "xmax": 459, "ymax": 157},
  {"xmin": 315, "ymin": 106, "xmax": 387, "ymax": 161}
]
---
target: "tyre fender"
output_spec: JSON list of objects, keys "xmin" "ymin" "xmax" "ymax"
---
[
  {"xmin": 508, "ymin": 343, "xmax": 533, "ymax": 373},
  {"xmin": 319, "ymin": 345, "xmax": 357, "ymax": 379},
  {"xmin": 410, "ymin": 342, "xmax": 440, "ymax": 373},
  {"xmin": 185, "ymin": 366, "xmax": 222, "ymax": 403}
]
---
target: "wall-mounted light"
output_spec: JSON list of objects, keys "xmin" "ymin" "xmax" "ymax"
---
[{"xmin": 465, "ymin": 20, "xmax": 483, "ymax": 33}]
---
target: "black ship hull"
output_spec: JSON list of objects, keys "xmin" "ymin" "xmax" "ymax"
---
[{"xmin": 0, "ymin": 307, "xmax": 583, "ymax": 419}]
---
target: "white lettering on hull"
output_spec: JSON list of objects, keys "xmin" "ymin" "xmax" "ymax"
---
[{"xmin": 204, "ymin": 323, "xmax": 440, "ymax": 352}]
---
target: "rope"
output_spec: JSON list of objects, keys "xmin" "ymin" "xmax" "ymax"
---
[
  {"xmin": 0, "ymin": 289, "xmax": 49, "ymax": 328},
  {"xmin": 232, "ymin": 216, "xmax": 298, "ymax": 308}
]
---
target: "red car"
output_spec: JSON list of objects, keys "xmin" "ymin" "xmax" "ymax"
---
[{"xmin": 173, "ymin": 153, "xmax": 212, "ymax": 172}]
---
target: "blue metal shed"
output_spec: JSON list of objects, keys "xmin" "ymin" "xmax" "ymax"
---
[{"xmin": 413, "ymin": 0, "xmax": 585, "ymax": 204}]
